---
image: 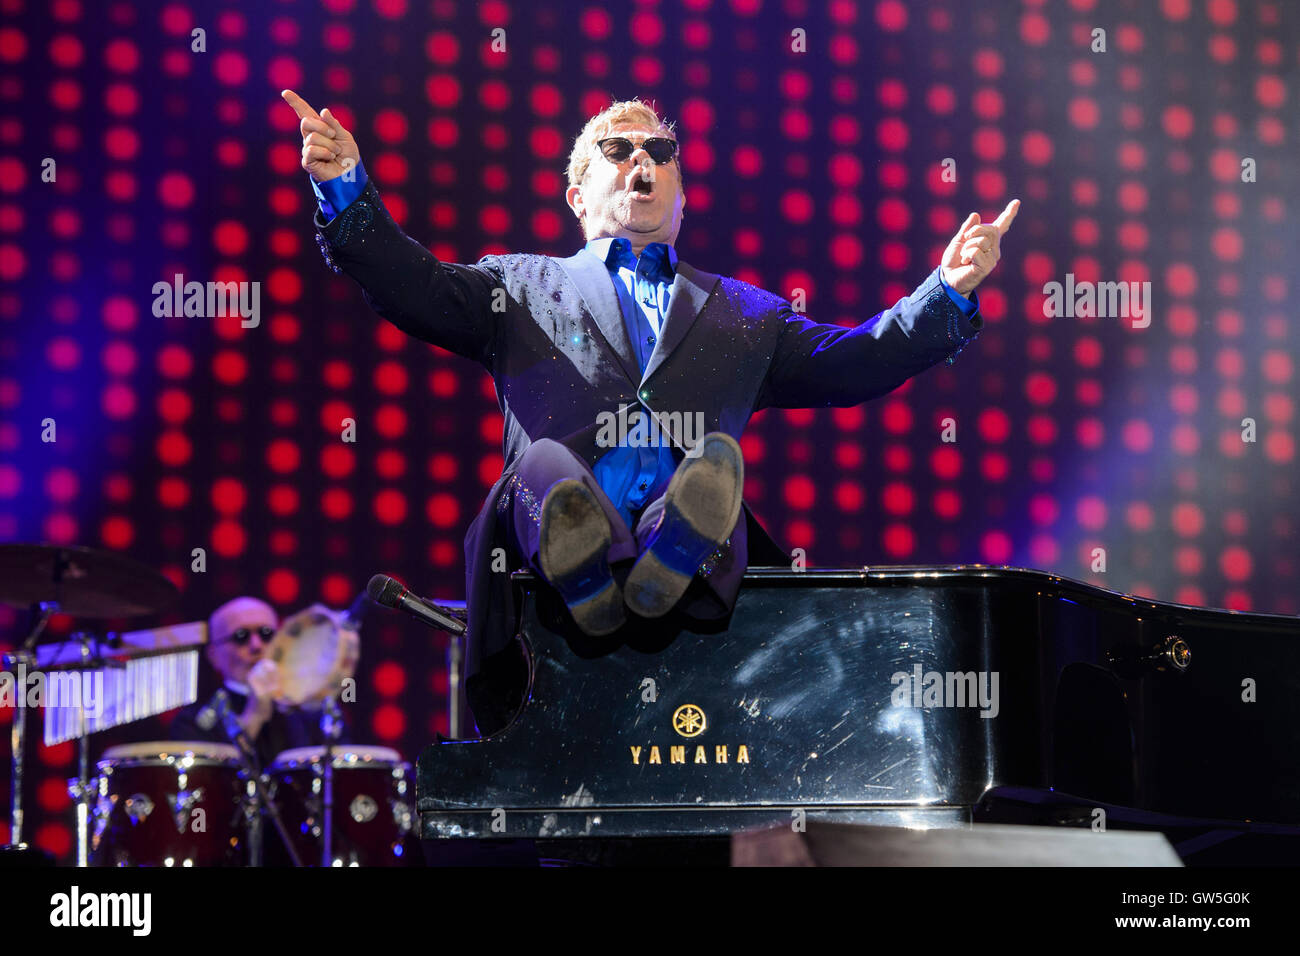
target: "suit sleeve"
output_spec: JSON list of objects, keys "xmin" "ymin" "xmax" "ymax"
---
[
  {"xmin": 313, "ymin": 179, "xmax": 504, "ymax": 368},
  {"xmin": 753, "ymin": 267, "xmax": 984, "ymax": 410}
]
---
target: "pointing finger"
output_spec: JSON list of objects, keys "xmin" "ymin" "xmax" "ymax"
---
[
  {"xmin": 957, "ymin": 211, "xmax": 980, "ymax": 240},
  {"xmin": 993, "ymin": 198, "xmax": 1021, "ymax": 235},
  {"xmin": 281, "ymin": 89, "xmax": 322, "ymax": 122}
]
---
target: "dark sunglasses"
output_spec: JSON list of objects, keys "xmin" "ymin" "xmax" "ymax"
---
[
  {"xmin": 216, "ymin": 625, "xmax": 275, "ymax": 646},
  {"xmin": 597, "ymin": 136, "xmax": 678, "ymax": 166}
]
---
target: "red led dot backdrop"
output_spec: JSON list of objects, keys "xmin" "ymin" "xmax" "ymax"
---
[{"xmin": 0, "ymin": 0, "xmax": 1296, "ymax": 860}]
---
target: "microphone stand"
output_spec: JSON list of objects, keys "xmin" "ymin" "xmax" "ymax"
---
[
  {"xmin": 67, "ymin": 630, "xmax": 103, "ymax": 868},
  {"xmin": 212, "ymin": 693, "xmax": 303, "ymax": 867},
  {"xmin": 320, "ymin": 696, "xmax": 344, "ymax": 866},
  {"xmin": 316, "ymin": 598, "xmax": 372, "ymax": 866},
  {"xmin": 5, "ymin": 602, "xmax": 55, "ymax": 851},
  {"xmin": 447, "ymin": 632, "xmax": 463, "ymax": 740}
]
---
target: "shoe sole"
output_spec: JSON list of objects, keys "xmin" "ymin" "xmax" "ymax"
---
[
  {"xmin": 538, "ymin": 479, "xmax": 625, "ymax": 636},
  {"xmin": 625, "ymin": 433, "xmax": 743, "ymax": 618}
]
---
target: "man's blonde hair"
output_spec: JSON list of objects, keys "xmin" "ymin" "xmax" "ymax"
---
[{"xmin": 566, "ymin": 96, "xmax": 681, "ymax": 190}]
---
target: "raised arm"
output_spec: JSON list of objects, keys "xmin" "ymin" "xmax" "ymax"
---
[
  {"xmin": 755, "ymin": 200, "xmax": 1019, "ymax": 410},
  {"xmin": 281, "ymin": 89, "xmax": 504, "ymax": 368}
]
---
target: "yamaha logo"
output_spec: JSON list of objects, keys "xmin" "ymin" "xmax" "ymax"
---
[
  {"xmin": 629, "ymin": 702, "xmax": 753, "ymax": 766},
  {"xmin": 672, "ymin": 703, "xmax": 706, "ymax": 737}
]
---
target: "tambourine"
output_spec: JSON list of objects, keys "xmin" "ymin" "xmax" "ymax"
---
[{"xmin": 266, "ymin": 603, "xmax": 360, "ymax": 707}]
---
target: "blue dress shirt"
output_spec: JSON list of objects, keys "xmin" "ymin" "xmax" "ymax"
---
[{"xmin": 585, "ymin": 236, "xmax": 682, "ymax": 530}]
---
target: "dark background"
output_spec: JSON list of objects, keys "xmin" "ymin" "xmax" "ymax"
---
[{"xmin": 0, "ymin": 0, "xmax": 1296, "ymax": 860}]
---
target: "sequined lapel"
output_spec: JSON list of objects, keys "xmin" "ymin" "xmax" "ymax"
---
[{"xmin": 557, "ymin": 248, "xmax": 641, "ymax": 386}]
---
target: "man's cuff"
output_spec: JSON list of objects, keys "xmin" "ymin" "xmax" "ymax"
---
[
  {"xmin": 924, "ymin": 267, "xmax": 983, "ymax": 367},
  {"xmin": 312, "ymin": 160, "xmax": 369, "ymax": 223},
  {"xmin": 313, "ymin": 179, "xmax": 380, "ymax": 274},
  {"xmin": 938, "ymin": 267, "xmax": 980, "ymax": 316}
]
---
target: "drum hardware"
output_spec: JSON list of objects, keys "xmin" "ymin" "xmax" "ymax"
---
[
  {"xmin": 123, "ymin": 793, "xmax": 154, "ymax": 824},
  {"xmin": 38, "ymin": 624, "xmax": 206, "ymax": 866},
  {"xmin": 48, "ymin": 631, "xmax": 118, "ymax": 868},
  {"xmin": 6, "ymin": 598, "xmax": 58, "ymax": 851},
  {"xmin": 391, "ymin": 777, "xmax": 413, "ymax": 836},
  {"xmin": 350, "ymin": 794, "xmax": 379, "ymax": 823},
  {"xmin": 2, "ymin": 544, "xmax": 183, "ymax": 860},
  {"xmin": 172, "ymin": 784, "xmax": 205, "ymax": 833},
  {"xmin": 199, "ymin": 689, "xmax": 304, "ymax": 867},
  {"xmin": 320, "ymin": 696, "xmax": 344, "ymax": 867},
  {"xmin": 263, "ymin": 600, "xmax": 363, "ymax": 864},
  {"xmin": 317, "ymin": 590, "xmax": 377, "ymax": 865}
]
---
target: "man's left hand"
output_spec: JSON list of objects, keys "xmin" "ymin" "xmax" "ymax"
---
[{"xmin": 940, "ymin": 199, "xmax": 1021, "ymax": 297}]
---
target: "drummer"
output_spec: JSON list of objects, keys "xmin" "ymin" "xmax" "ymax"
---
[{"xmin": 170, "ymin": 596, "xmax": 345, "ymax": 768}]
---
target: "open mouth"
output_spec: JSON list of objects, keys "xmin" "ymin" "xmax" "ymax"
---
[{"xmin": 628, "ymin": 169, "xmax": 655, "ymax": 200}]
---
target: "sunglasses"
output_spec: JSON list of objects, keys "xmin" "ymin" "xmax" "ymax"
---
[
  {"xmin": 215, "ymin": 625, "xmax": 275, "ymax": 646},
  {"xmin": 597, "ymin": 136, "xmax": 678, "ymax": 166}
]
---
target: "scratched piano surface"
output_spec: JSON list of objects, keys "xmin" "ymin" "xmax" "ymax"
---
[{"xmin": 418, "ymin": 566, "xmax": 1300, "ymax": 846}]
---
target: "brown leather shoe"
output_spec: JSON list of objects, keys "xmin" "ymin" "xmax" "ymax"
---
[
  {"xmin": 538, "ymin": 478, "xmax": 626, "ymax": 636},
  {"xmin": 624, "ymin": 433, "xmax": 743, "ymax": 619}
]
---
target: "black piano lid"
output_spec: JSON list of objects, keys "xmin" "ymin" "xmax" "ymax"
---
[{"xmin": 417, "ymin": 564, "xmax": 1300, "ymax": 839}]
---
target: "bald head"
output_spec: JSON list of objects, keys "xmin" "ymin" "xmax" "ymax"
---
[{"xmin": 206, "ymin": 596, "xmax": 278, "ymax": 684}]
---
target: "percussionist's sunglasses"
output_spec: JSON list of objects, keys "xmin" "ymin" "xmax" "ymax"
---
[
  {"xmin": 216, "ymin": 625, "xmax": 275, "ymax": 646},
  {"xmin": 597, "ymin": 137, "xmax": 678, "ymax": 165}
]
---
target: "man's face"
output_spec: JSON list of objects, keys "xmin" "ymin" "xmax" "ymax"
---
[
  {"xmin": 205, "ymin": 597, "xmax": 277, "ymax": 684},
  {"xmin": 566, "ymin": 122, "xmax": 685, "ymax": 253}
]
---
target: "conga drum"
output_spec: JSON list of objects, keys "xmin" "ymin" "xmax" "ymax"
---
[
  {"xmin": 266, "ymin": 745, "xmax": 413, "ymax": 866},
  {"xmin": 90, "ymin": 741, "xmax": 248, "ymax": 867}
]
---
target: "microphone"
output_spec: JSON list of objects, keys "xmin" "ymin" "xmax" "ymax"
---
[
  {"xmin": 195, "ymin": 688, "xmax": 258, "ymax": 760},
  {"xmin": 219, "ymin": 703, "xmax": 259, "ymax": 763},
  {"xmin": 194, "ymin": 688, "xmax": 227, "ymax": 732},
  {"xmin": 367, "ymin": 574, "xmax": 467, "ymax": 635}
]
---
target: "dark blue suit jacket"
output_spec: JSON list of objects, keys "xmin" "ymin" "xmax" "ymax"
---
[{"xmin": 314, "ymin": 181, "xmax": 984, "ymax": 714}]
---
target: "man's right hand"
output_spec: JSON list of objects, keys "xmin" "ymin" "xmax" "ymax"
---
[
  {"xmin": 281, "ymin": 89, "xmax": 361, "ymax": 184},
  {"xmin": 239, "ymin": 658, "xmax": 283, "ymax": 739}
]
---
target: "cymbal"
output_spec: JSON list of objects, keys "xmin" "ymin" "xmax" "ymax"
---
[{"xmin": 0, "ymin": 544, "xmax": 179, "ymax": 619}]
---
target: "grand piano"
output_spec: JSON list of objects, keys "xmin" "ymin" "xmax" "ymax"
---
[{"xmin": 417, "ymin": 566, "xmax": 1300, "ymax": 860}]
